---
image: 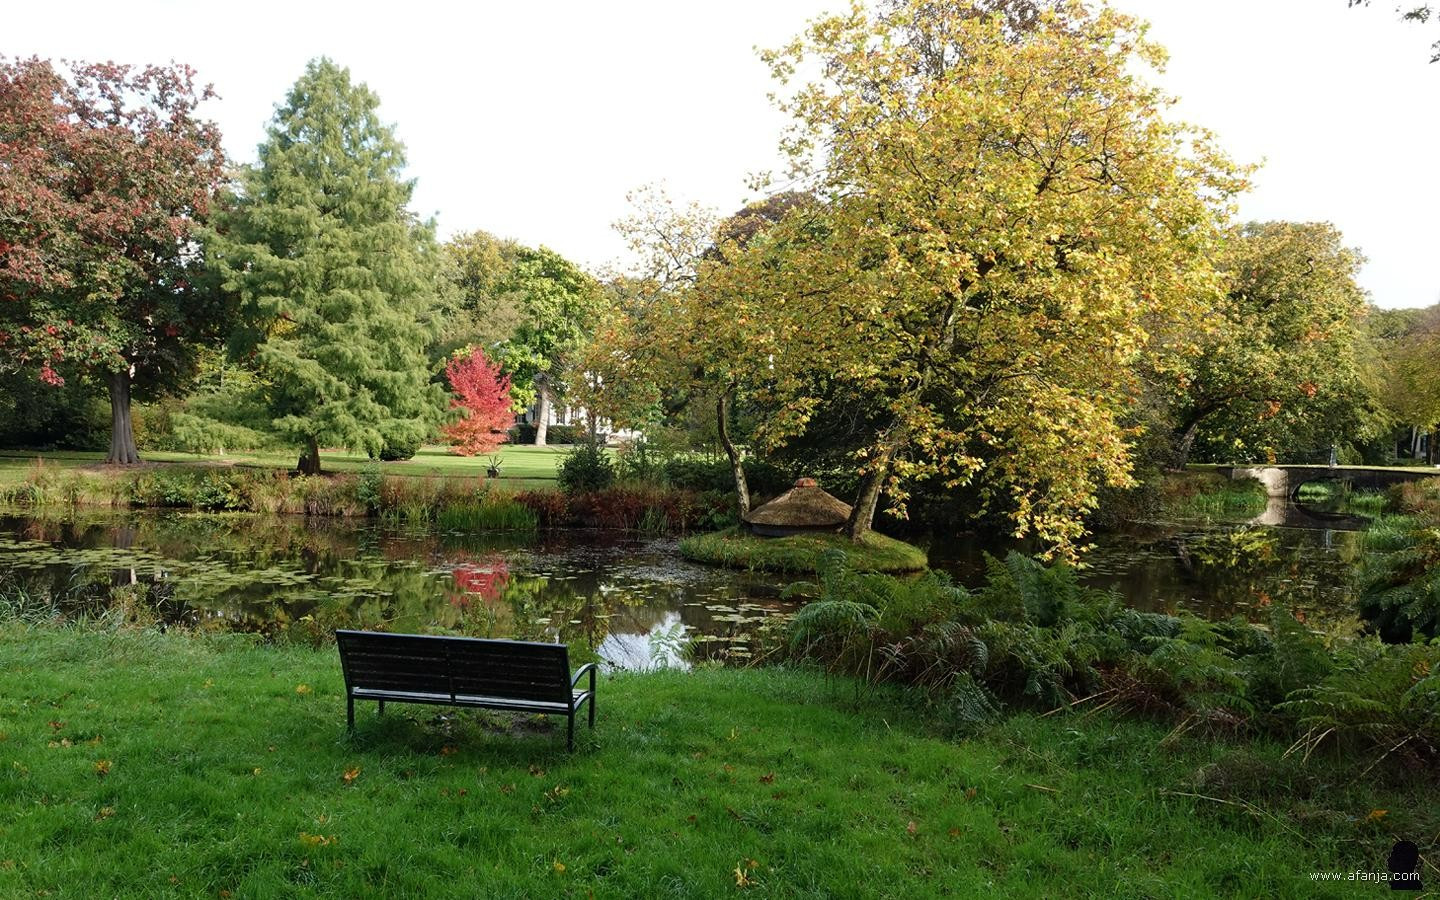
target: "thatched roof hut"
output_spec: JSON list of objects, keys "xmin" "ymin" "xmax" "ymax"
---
[{"xmin": 742, "ymin": 478, "xmax": 852, "ymax": 537}]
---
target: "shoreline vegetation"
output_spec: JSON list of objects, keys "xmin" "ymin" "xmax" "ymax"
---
[
  {"xmin": 1, "ymin": 624, "xmax": 1434, "ymax": 897},
  {"xmin": 0, "ymin": 451, "xmax": 732, "ymax": 535},
  {"xmin": 679, "ymin": 526, "xmax": 928, "ymax": 574}
]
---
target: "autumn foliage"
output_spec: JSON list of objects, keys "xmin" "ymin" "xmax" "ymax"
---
[
  {"xmin": 442, "ymin": 348, "xmax": 513, "ymax": 455},
  {"xmin": 0, "ymin": 56, "xmax": 226, "ymax": 463}
]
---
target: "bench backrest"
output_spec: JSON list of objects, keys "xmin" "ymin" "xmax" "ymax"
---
[{"xmin": 336, "ymin": 630, "xmax": 572, "ymax": 703}]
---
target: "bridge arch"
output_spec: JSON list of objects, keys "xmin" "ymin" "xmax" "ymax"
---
[{"xmin": 1217, "ymin": 465, "xmax": 1440, "ymax": 502}]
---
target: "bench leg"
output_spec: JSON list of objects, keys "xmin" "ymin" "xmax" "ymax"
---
[
  {"xmin": 347, "ymin": 695, "xmax": 354, "ymax": 732},
  {"xmin": 567, "ymin": 712, "xmax": 575, "ymax": 752},
  {"xmin": 378, "ymin": 699, "xmax": 385, "ymax": 717},
  {"xmin": 588, "ymin": 694, "xmax": 595, "ymax": 729}
]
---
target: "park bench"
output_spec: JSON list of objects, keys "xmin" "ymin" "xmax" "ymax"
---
[{"xmin": 335, "ymin": 630, "xmax": 597, "ymax": 750}]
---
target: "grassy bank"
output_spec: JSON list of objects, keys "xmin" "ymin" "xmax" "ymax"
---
[
  {"xmin": 679, "ymin": 526, "xmax": 927, "ymax": 574},
  {"xmin": 0, "ymin": 459, "xmax": 726, "ymax": 534},
  {"xmin": 1, "ymin": 626, "xmax": 1432, "ymax": 897},
  {"xmin": 0, "ymin": 445, "xmax": 569, "ymax": 487}
]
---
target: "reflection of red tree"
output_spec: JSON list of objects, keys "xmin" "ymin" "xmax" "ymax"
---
[{"xmin": 448, "ymin": 554, "xmax": 510, "ymax": 607}]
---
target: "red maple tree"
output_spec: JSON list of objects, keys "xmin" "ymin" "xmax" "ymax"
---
[{"xmin": 442, "ymin": 347, "xmax": 513, "ymax": 455}]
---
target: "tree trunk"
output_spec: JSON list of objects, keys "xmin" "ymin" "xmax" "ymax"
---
[
  {"xmin": 105, "ymin": 370, "xmax": 141, "ymax": 465},
  {"xmin": 298, "ymin": 436, "xmax": 322, "ymax": 475},
  {"xmin": 1170, "ymin": 416, "xmax": 1204, "ymax": 470},
  {"xmin": 533, "ymin": 375, "xmax": 550, "ymax": 447},
  {"xmin": 1429, "ymin": 426, "xmax": 1439, "ymax": 466},
  {"xmin": 846, "ymin": 466, "xmax": 888, "ymax": 541},
  {"xmin": 716, "ymin": 389, "xmax": 750, "ymax": 516}
]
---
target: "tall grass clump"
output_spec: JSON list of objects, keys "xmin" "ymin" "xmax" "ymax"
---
[{"xmin": 437, "ymin": 496, "xmax": 539, "ymax": 533}]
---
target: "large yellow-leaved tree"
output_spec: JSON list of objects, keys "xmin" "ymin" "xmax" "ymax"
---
[{"xmin": 696, "ymin": 0, "xmax": 1245, "ymax": 556}]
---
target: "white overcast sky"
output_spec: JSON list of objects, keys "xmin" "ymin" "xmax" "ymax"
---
[{"xmin": 7, "ymin": 1, "xmax": 1437, "ymax": 307}]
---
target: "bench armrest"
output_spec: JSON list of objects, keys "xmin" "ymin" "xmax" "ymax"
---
[{"xmin": 571, "ymin": 663, "xmax": 597, "ymax": 693}]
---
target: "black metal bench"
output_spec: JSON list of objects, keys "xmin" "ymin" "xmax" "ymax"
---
[{"xmin": 335, "ymin": 630, "xmax": 597, "ymax": 750}]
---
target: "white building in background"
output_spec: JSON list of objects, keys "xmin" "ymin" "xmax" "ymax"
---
[{"xmin": 515, "ymin": 400, "xmax": 643, "ymax": 446}]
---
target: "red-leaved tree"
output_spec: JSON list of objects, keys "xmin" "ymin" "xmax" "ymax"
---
[
  {"xmin": 0, "ymin": 57, "xmax": 226, "ymax": 463},
  {"xmin": 442, "ymin": 347, "xmax": 513, "ymax": 455}
]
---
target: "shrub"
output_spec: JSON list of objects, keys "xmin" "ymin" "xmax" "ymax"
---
[
  {"xmin": 557, "ymin": 444, "xmax": 614, "ymax": 494},
  {"xmin": 126, "ymin": 468, "xmax": 248, "ymax": 511},
  {"xmin": 355, "ymin": 464, "xmax": 384, "ymax": 514},
  {"xmin": 546, "ymin": 424, "xmax": 584, "ymax": 445},
  {"xmin": 379, "ymin": 438, "xmax": 420, "ymax": 461},
  {"xmin": 615, "ymin": 440, "xmax": 664, "ymax": 484},
  {"xmin": 514, "ymin": 490, "xmax": 571, "ymax": 528}
]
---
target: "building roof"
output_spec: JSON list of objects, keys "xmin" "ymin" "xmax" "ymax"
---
[{"xmin": 742, "ymin": 478, "xmax": 852, "ymax": 528}]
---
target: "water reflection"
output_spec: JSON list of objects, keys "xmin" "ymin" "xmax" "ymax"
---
[
  {"xmin": 0, "ymin": 511, "xmax": 797, "ymax": 670},
  {"xmin": 0, "ymin": 494, "xmax": 1374, "ymax": 667},
  {"xmin": 924, "ymin": 498, "xmax": 1367, "ymax": 623}
]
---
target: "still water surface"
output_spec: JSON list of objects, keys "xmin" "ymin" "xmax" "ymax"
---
[{"xmin": 0, "ymin": 495, "xmax": 1366, "ymax": 670}]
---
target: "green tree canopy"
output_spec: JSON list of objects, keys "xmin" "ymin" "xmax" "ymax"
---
[
  {"xmin": 209, "ymin": 58, "xmax": 446, "ymax": 473},
  {"xmin": 1165, "ymin": 222, "xmax": 1375, "ymax": 466},
  {"xmin": 440, "ymin": 230, "xmax": 524, "ymax": 352},
  {"xmin": 495, "ymin": 245, "xmax": 604, "ymax": 445}
]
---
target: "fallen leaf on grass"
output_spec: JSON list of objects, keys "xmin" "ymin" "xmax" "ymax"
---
[
  {"xmin": 93, "ymin": 759, "xmax": 111, "ymax": 778},
  {"xmin": 48, "ymin": 721, "xmax": 64, "ymax": 731},
  {"xmin": 906, "ymin": 821, "xmax": 917, "ymax": 835},
  {"xmin": 440, "ymin": 745, "xmax": 457, "ymax": 757},
  {"xmin": 552, "ymin": 860, "xmax": 566, "ymax": 874},
  {"xmin": 500, "ymin": 783, "xmax": 515, "ymax": 795},
  {"xmin": 528, "ymin": 764, "xmax": 545, "ymax": 777},
  {"xmin": 734, "ymin": 865, "xmax": 751, "ymax": 888},
  {"xmin": 1366, "ymin": 809, "xmax": 1388, "ymax": 822},
  {"xmin": 759, "ymin": 773, "xmax": 775, "ymax": 784},
  {"xmin": 342, "ymin": 766, "xmax": 361, "ymax": 785},
  {"xmin": 95, "ymin": 806, "xmax": 115, "ymax": 821},
  {"xmin": 298, "ymin": 832, "xmax": 336, "ymax": 847},
  {"xmin": 295, "ymin": 684, "xmax": 312, "ymax": 695}
]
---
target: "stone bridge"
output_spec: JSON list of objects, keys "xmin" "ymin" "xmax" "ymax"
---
[{"xmin": 1216, "ymin": 465, "xmax": 1440, "ymax": 500}]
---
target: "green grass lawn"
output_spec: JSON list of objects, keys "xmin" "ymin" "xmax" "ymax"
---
[
  {"xmin": 0, "ymin": 445, "xmax": 571, "ymax": 489},
  {"xmin": 1, "ymin": 626, "xmax": 1430, "ymax": 897}
]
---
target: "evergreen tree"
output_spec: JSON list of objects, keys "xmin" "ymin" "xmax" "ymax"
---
[{"xmin": 211, "ymin": 59, "xmax": 445, "ymax": 473}]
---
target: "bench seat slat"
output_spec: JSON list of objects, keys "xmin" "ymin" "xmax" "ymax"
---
[{"xmin": 351, "ymin": 687, "xmax": 590, "ymax": 714}]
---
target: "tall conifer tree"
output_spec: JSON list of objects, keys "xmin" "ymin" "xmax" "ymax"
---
[{"xmin": 212, "ymin": 58, "xmax": 444, "ymax": 473}]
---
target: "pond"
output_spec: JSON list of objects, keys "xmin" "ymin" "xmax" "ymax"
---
[{"xmin": 0, "ymin": 493, "xmax": 1370, "ymax": 670}]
